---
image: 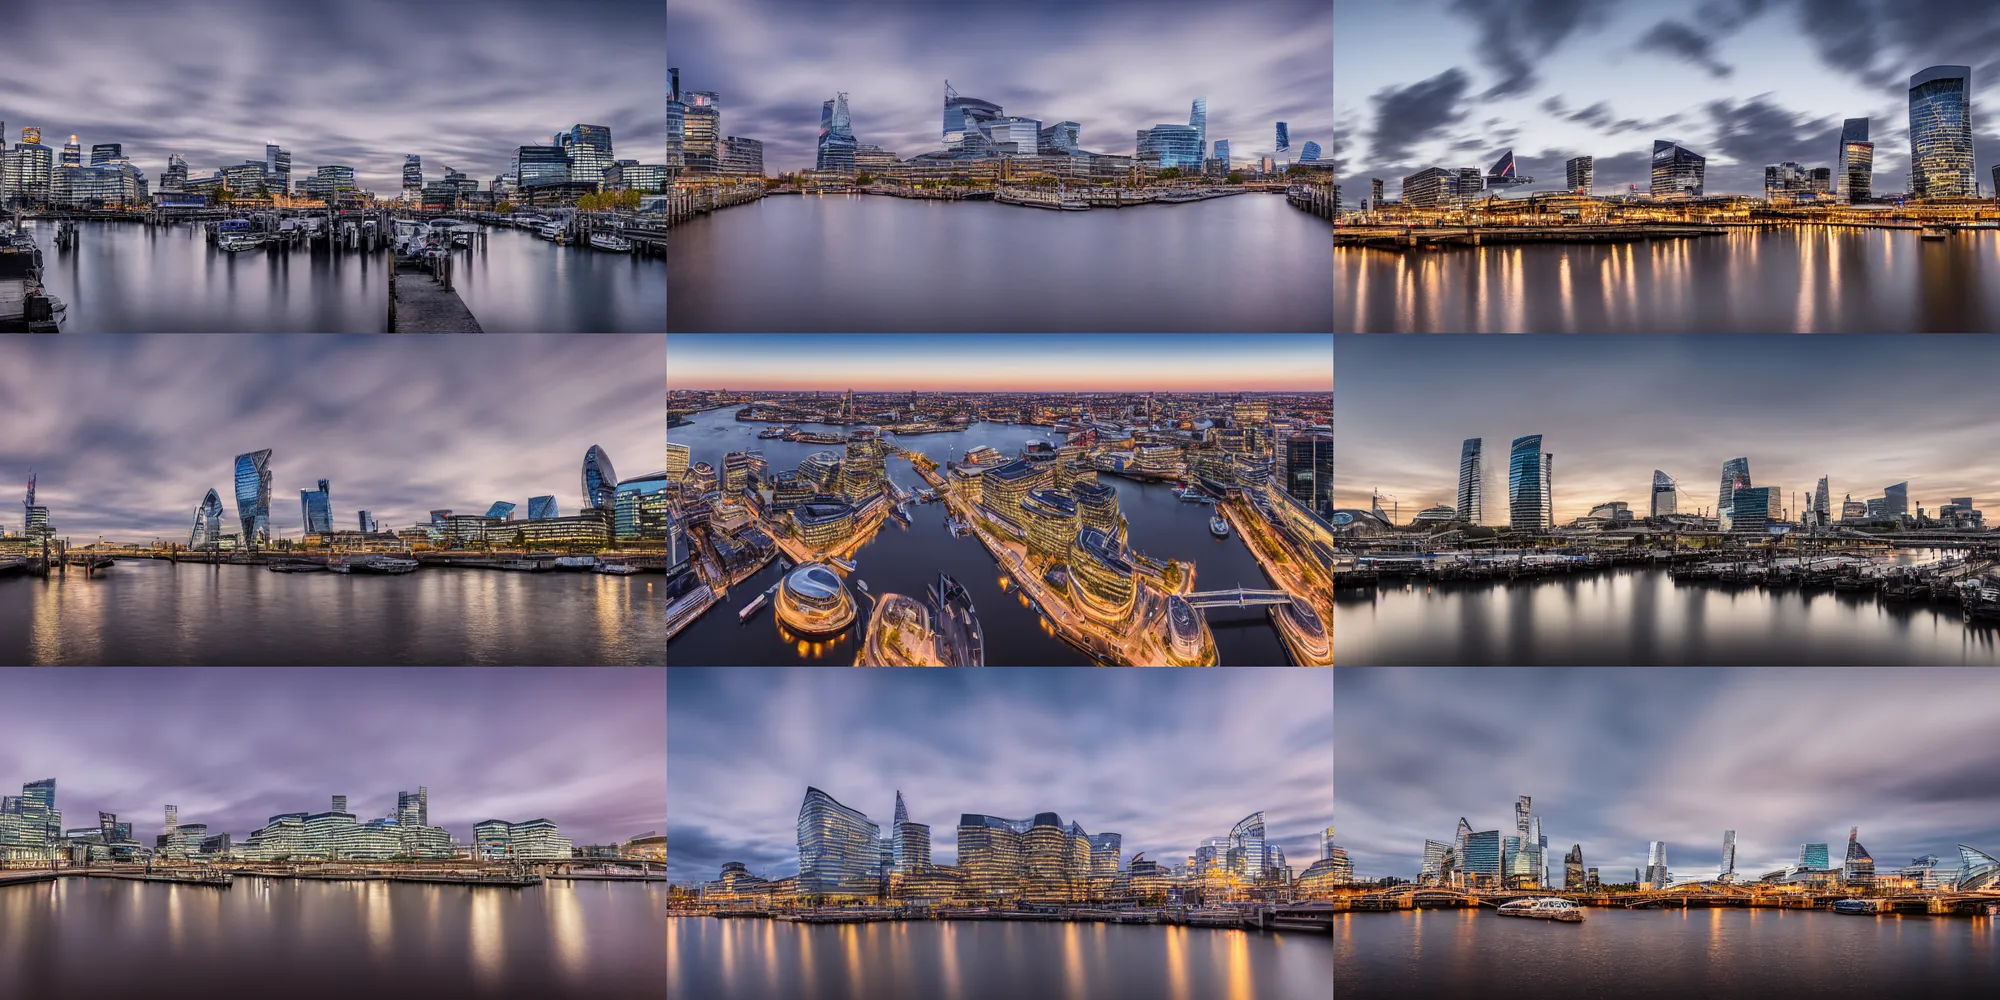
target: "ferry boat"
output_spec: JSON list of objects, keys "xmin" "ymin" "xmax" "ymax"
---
[
  {"xmin": 1176, "ymin": 487, "xmax": 1216, "ymax": 503},
  {"xmin": 217, "ymin": 233, "xmax": 262, "ymax": 252},
  {"xmin": 267, "ymin": 561, "xmax": 325, "ymax": 573},
  {"xmin": 588, "ymin": 232, "xmax": 634, "ymax": 252},
  {"xmin": 594, "ymin": 563, "xmax": 642, "ymax": 576},
  {"xmin": 554, "ymin": 555, "xmax": 597, "ymax": 570},
  {"xmin": 345, "ymin": 556, "xmax": 419, "ymax": 575},
  {"xmin": 1831, "ymin": 898, "xmax": 1877, "ymax": 915},
  {"xmin": 1495, "ymin": 898, "xmax": 1584, "ymax": 922},
  {"xmin": 538, "ymin": 223, "xmax": 566, "ymax": 241},
  {"xmin": 1921, "ymin": 225, "xmax": 1950, "ymax": 241},
  {"xmin": 1209, "ymin": 515, "xmax": 1230, "ymax": 537}
]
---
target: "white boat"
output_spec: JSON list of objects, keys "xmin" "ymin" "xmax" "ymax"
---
[
  {"xmin": 345, "ymin": 556, "xmax": 419, "ymax": 575},
  {"xmin": 594, "ymin": 563, "xmax": 642, "ymax": 575},
  {"xmin": 589, "ymin": 232, "xmax": 633, "ymax": 252},
  {"xmin": 1921, "ymin": 226, "xmax": 1950, "ymax": 241},
  {"xmin": 217, "ymin": 233, "xmax": 261, "ymax": 252},
  {"xmin": 1495, "ymin": 898, "xmax": 1584, "ymax": 922},
  {"xmin": 538, "ymin": 223, "xmax": 566, "ymax": 241},
  {"xmin": 1209, "ymin": 516, "xmax": 1230, "ymax": 537}
]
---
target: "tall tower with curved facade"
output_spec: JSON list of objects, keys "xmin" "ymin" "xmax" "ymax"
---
[
  {"xmin": 190, "ymin": 489, "xmax": 223, "ymax": 548},
  {"xmin": 1188, "ymin": 96, "xmax": 1207, "ymax": 163},
  {"xmin": 1457, "ymin": 438, "xmax": 1483, "ymax": 524},
  {"xmin": 1229, "ymin": 811, "xmax": 1267, "ymax": 876},
  {"xmin": 233, "ymin": 449, "xmax": 273, "ymax": 549},
  {"xmin": 1909, "ymin": 66, "xmax": 1974, "ymax": 199},
  {"xmin": 797, "ymin": 786, "xmax": 881, "ymax": 898},
  {"xmin": 1813, "ymin": 476, "xmax": 1831, "ymax": 526},
  {"xmin": 1717, "ymin": 457, "xmax": 1750, "ymax": 521},
  {"xmin": 1651, "ymin": 470, "xmax": 1677, "ymax": 517},
  {"xmin": 582, "ymin": 445, "xmax": 618, "ymax": 511},
  {"xmin": 1507, "ymin": 435, "xmax": 1546, "ymax": 530}
]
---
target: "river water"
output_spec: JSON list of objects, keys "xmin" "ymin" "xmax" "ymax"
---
[
  {"xmin": 0, "ymin": 560, "xmax": 666, "ymax": 665},
  {"xmin": 668, "ymin": 193, "xmax": 1331, "ymax": 332},
  {"xmin": 1337, "ymin": 908, "xmax": 2000, "ymax": 999},
  {"xmin": 17, "ymin": 220, "xmax": 664, "ymax": 332},
  {"xmin": 1335, "ymin": 566, "xmax": 2000, "ymax": 665},
  {"xmin": 670, "ymin": 916, "xmax": 1331, "ymax": 1000},
  {"xmin": 0, "ymin": 876, "xmax": 665, "ymax": 999},
  {"xmin": 664, "ymin": 407, "xmax": 1294, "ymax": 665},
  {"xmin": 1336, "ymin": 227, "xmax": 2000, "ymax": 332}
]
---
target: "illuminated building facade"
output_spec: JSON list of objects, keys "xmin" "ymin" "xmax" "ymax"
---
[
  {"xmin": 1457, "ymin": 438, "xmax": 1483, "ymax": 524},
  {"xmin": 1909, "ymin": 65, "xmax": 1975, "ymax": 198},
  {"xmin": 234, "ymin": 448, "xmax": 274, "ymax": 549},
  {"xmin": 792, "ymin": 498, "xmax": 857, "ymax": 551},
  {"xmin": 1650, "ymin": 140, "xmax": 1706, "ymax": 197},
  {"xmin": 775, "ymin": 562, "xmax": 857, "ymax": 635},
  {"xmin": 1068, "ymin": 526, "xmax": 1136, "ymax": 627},
  {"xmin": 1070, "ymin": 480, "xmax": 1119, "ymax": 536},
  {"xmin": 1507, "ymin": 435, "xmax": 1547, "ymax": 530},
  {"xmin": 0, "ymin": 778, "xmax": 60, "ymax": 861},
  {"xmin": 1717, "ymin": 457, "xmax": 1750, "ymax": 522},
  {"xmin": 300, "ymin": 478, "xmax": 332, "ymax": 535},
  {"xmin": 1566, "ymin": 155, "xmax": 1593, "ymax": 195},
  {"xmin": 798, "ymin": 786, "xmax": 882, "ymax": 897},
  {"xmin": 1021, "ymin": 487, "xmax": 1078, "ymax": 564},
  {"xmin": 472, "ymin": 817, "xmax": 572, "ymax": 860}
]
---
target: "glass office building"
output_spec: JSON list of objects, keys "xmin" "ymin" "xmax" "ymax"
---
[
  {"xmin": 1507, "ymin": 435, "xmax": 1547, "ymax": 530},
  {"xmin": 190, "ymin": 489, "xmax": 224, "ymax": 548},
  {"xmin": 798, "ymin": 787, "xmax": 883, "ymax": 897},
  {"xmin": 301, "ymin": 479, "xmax": 332, "ymax": 535},
  {"xmin": 1651, "ymin": 470, "xmax": 1677, "ymax": 517},
  {"xmin": 1135, "ymin": 124, "xmax": 1203, "ymax": 170},
  {"xmin": 582, "ymin": 444, "xmax": 619, "ymax": 511},
  {"xmin": 1650, "ymin": 140, "xmax": 1706, "ymax": 197},
  {"xmin": 516, "ymin": 144, "xmax": 572, "ymax": 188},
  {"xmin": 1717, "ymin": 457, "xmax": 1750, "ymax": 520},
  {"xmin": 234, "ymin": 448, "xmax": 273, "ymax": 548},
  {"xmin": 1068, "ymin": 526, "xmax": 1136, "ymax": 628},
  {"xmin": 1284, "ymin": 433, "xmax": 1333, "ymax": 519},
  {"xmin": 1457, "ymin": 438, "xmax": 1483, "ymax": 524},
  {"xmin": 472, "ymin": 817, "xmax": 573, "ymax": 860},
  {"xmin": 1909, "ymin": 66, "xmax": 1974, "ymax": 198},
  {"xmin": 528, "ymin": 495, "xmax": 558, "ymax": 520},
  {"xmin": 1188, "ymin": 96, "xmax": 1207, "ymax": 161},
  {"xmin": 817, "ymin": 93, "xmax": 858, "ymax": 173},
  {"xmin": 613, "ymin": 473, "xmax": 669, "ymax": 541},
  {"xmin": 563, "ymin": 124, "xmax": 614, "ymax": 185}
]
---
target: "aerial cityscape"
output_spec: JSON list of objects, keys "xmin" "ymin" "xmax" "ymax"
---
[
  {"xmin": 666, "ymin": 334, "xmax": 1333, "ymax": 665},
  {"xmin": 667, "ymin": 666, "xmax": 1333, "ymax": 1000},
  {"xmin": 1333, "ymin": 0, "xmax": 2000, "ymax": 332},
  {"xmin": 1332, "ymin": 334, "xmax": 2000, "ymax": 665},
  {"xmin": 1333, "ymin": 666, "xmax": 2000, "ymax": 997},
  {"xmin": 0, "ymin": 0, "xmax": 666, "ymax": 332},
  {"xmin": 667, "ymin": 0, "xmax": 1334, "ymax": 332},
  {"xmin": 0, "ymin": 667, "xmax": 667, "ymax": 997},
  {"xmin": 0, "ymin": 335, "xmax": 668, "ymax": 665}
]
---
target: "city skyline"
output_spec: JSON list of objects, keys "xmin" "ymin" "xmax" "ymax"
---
[
  {"xmin": 0, "ymin": 335, "xmax": 664, "ymax": 542},
  {"xmin": 670, "ymin": 0, "xmax": 1331, "ymax": 173},
  {"xmin": 1334, "ymin": 667, "xmax": 2000, "ymax": 884},
  {"xmin": 665, "ymin": 667, "xmax": 1331, "ymax": 883},
  {"xmin": 0, "ymin": 668, "xmax": 664, "ymax": 847},
  {"xmin": 1334, "ymin": 0, "xmax": 2000, "ymax": 197},
  {"xmin": 1333, "ymin": 335, "xmax": 2000, "ymax": 524},
  {"xmin": 0, "ymin": 0, "xmax": 665, "ymax": 195},
  {"xmin": 667, "ymin": 334, "xmax": 1335, "ymax": 392}
]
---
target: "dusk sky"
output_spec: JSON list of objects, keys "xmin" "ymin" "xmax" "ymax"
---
[
  {"xmin": 1333, "ymin": 335, "xmax": 2000, "ymax": 524},
  {"xmin": 667, "ymin": 334, "xmax": 1335, "ymax": 392},
  {"xmin": 665, "ymin": 667, "xmax": 1332, "ymax": 884},
  {"xmin": 2, "ymin": 0, "xmax": 665, "ymax": 195},
  {"xmin": 1336, "ymin": 667, "xmax": 2000, "ymax": 884},
  {"xmin": 0, "ymin": 335, "xmax": 664, "ymax": 542},
  {"xmin": 670, "ymin": 0, "xmax": 1332, "ymax": 174},
  {"xmin": 0, "ymin": 667, "xmax": 665, "ymax": 847},
  {"xmin": 1335, "ymin": 0, "xmax": 2000, "ymax": 197}
]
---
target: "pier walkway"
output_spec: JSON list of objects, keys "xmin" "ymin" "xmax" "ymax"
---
[{"xmin": 390, "ymin": 260, "xmax": 483, "ymax": 333}]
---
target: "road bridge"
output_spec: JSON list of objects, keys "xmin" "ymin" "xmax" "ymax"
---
[{"xmin": 1183, "ymin": 588, "xmax": 1296, "ymax": 608}]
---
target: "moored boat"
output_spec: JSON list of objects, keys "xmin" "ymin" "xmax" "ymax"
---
[
  {"xmin": 594, "ymin": 563, "xmax": 642, "ymax": 575},
  {"xmin": 588, "ymin": 232, "xmax": 633, "ymax": 252},
  {"xmin": 345, "ymin": 556, "xmax": 418, "ymax": 574},
  {"xmin": 1921, "ymin": 226, "xmax": 1950, "ymax": 241},
  {"xmin": 1831, "ymin": 898, "xmax": 1877, "ymax": 915},
  {"xmin": 1209, "ymin": 515, "xmax": 1230, "ymax": 537},
  {"xmin": 538, "ymin": 223, "xmax": 566, "ymax": 241},
  {"xmin": 1495, "ymin": 897, "xmax": 1584, "ymax": 922}
]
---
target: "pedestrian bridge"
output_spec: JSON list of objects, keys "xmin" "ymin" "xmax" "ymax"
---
[{"xmin": 1183, "ymin": 588, "xmax": 1295, "ymax": 608}]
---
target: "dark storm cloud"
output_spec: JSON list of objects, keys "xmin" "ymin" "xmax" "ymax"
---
[
  {"xmin": 1332, "ymin": 335, "xmax": 2000, "ymax": 522},
  {"xmin": 1447, "ymin": 0, "xmax": 1611, "ymax": 99},
  {"xmin": 665, "ymin": 668, "xmax": 1332, "ymax": 883},
  {"xmin": 0, "ymin": 335, "xmax": 665, "ymax": 541},
  {"xmin": 1700, "ymin": 94, "xmax": 1839, "ymax": 192},
  {"xmin": 2, "ymin": 0, "xmax": 664, "ymax": 194},
  {"xmin": 1335, "ymin": 668, "xmax": 2000, "ymax": 883},
  {"xmin": 1789, "ymin": 0, "xmax": 2000, "ymax": 93},
  {"xmin": 1366, "ymin": 70, "xmax": 1471, "ymax": 165},
  {"xmin": 1635, "ymin": 20, "xmax": 1734, "ymax": 78},
  {"xmin": 669, "ymin": 0, "xmax": 1330, "ymax": 173},
  {"xmin": 0, "ymin": 668, "xmax": 664, "ymax": 846}
]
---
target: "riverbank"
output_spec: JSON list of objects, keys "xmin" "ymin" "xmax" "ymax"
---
[{"xmin": 678, "ymin": 903, "xmax": 1333, "ymax": 933}]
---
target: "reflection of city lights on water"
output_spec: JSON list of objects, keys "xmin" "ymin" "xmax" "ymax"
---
[{"xmin": 796, "ymin": 640, "xmax": 809, "ymax": 656}]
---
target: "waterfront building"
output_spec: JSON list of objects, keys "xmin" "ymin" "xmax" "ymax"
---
[
  {"xmin": 1456, "ymin": 438, "xmax": 1484, "ymax": 524},
  {"xmin": 1799, "ymin": 842, "xmax": 1831, "ymax": 870},
  {"xmin": 0, "ymin": 778, "xmax": 60, "ymax": 861},
  {"xmin": 1135, "ymin": 124, "xmax": 1203, "ymax": 171},
  {"xmin": 403, "ymin": 155, "xmax": 422, "ymax": 201},
  {"xmin": 792, "ymin": 497, "xmax": 856, "ymax": 551},
  {"xmin": 582, "ymin": 445, "xmax": 620, "ymax": 511},
  {"xmin": 1284, "ymin": 432, "xmax": 1333, "ymax": 518},
  {"xmin": 1038, "ymin": 121, "xmax": 1082, "ymax": 154},
  {"xmin": 1421, "ymin": 839, "xmax": 1451, "ymax": 882},
  {"xmin": 1651, "ymin": 470, "xmax": 1677, "ymax": 517},
  {"xmin": 300, "ymin": 479, "xmax": 332, "ymax": 535},
  {"xmin": 303, "ymin": 165, "xmax": 357, "ymax": 200},
  {"xmin": 1909, "ymin": 65, "xmax": 1975, "ymax": 199},
  {"xmin": 817, "ymin": 93, "xmax": 859, "ymax": 173},
  {"xmin": 889, "ymin": 792, "xmax": 931, "ymax": 874},
  {"xmin": 1070, "ymin": 480, "xmax": 1119, "ymax": 536},
  {"xmin": 483, "ymin": 501, "xmax": 517, "ymax": 522},
  {"xmin": 561, "ymin": 124, "xmax": 613, "ymax": 186},
  {"xmin": 1881, "ymin": 481, "xmax": 1909, "ymax": 518},
  {"xmin": 1401, "ymin": 166, "xmax": 1455, "ymax": 209},
  {"xmin": 1068, "ymin": 526, "xmax": 1136, "ymax": 628},
  {"xmin": 396, "ymin": 787, "xmax": 428, "ymax": 827},
  {"xmin": 1021, "ymin": 487, "xmax": 1078, "ymax": 565},
  {"xmin": 1456, "ymin": 167, "xmax": 1484, "ymax": 202},
  {"xmin": 702, "ymin": 861, "xmax": 775, "ymax": 904},
  {"xmin": 1564, "ymin": 844, "xmax": 1585, "ymax": 889},
  {"xmin": 1460, "ymin": 828, "xmax": 1501, "ymax": 884},
  {"xmin": 980, "ymin": 458, "xmax": 1044, "ymax": 528},
  {"xmin": 233, "ymin": 449, "xmax": 274, "ymax": 549},
  {"xmin": 948, "ymin": 464, "xmax": 986, "ymax": 506},
  {"xmin": 516, "ymin": 144, "xmax": 573, "ymax": 188},
  {"xmin": 1730, "ymin": 485, "xmax": 1779, "ymax": 534},
  {"xmin": 1844, "ymin": 827, "xmax": 1876, "ymax": 885},
  {"xmin": 472, "ymin": 817, "xmax": 572, "ymax": 860},
  {"xmin": 775, "ymin": 562, "xmax": 857, "ymax": 635},
  {"xmin": 1717, "ymin": 457, "xmax": 1750, "ymax": 521},
  {"xmin": 957, "ymin": 814, "xmax": 1030, "ymax": 899},
  {"xmin": 1721, "ymin": 830, "xmax": 1737, "ymax": 881},
  {"xmin": 718, "ymin": 136, "xmax": 764, "ymax": 178},
  {"xmin": 188, "ymin": 489, "xmax": 224, "ymax": 548},
  {"xmin": 59, "ymin": 136, "xmax": 80, "ymax": 169},
  {"xmin": 161, "ymin": 154, "xmax": 188, "ymax": 192},
  {"xmin": 665, "ymin": 442, "xmax": 692, "ymax": 485},
  {"xmin": 1188, "ymin": 96, "xmax": 1208, "ymax": 161},
  {"xmin": 1566, "ymin": 155, "xmax": 1594, "ymax": 195},
  {"xmin": 798, "ymin": 787, "xmax": 882, "ymax": 897},
  {"xmin": 1644, "ymin": 841, "xmax": 1670, "ymax": 888},
  {"xmin": 358, "ymin": 511, "xmax": 379, "ymax": 533},
  {"xmin": 3, "ymin": 138, "xmax": 53, "ymax": 204},
  {"xmin": 1507, "ymin": 435, "xmax": 1547, "ymax": 530},
  {"xmin": 1650, "ymin": 140, "xmax": 1706, "ymax": 197},
  {"xmin": 527, "ymin": 495, "xmax": 558, "ymax": 521}
]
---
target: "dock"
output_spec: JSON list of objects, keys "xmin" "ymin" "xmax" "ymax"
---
[
  {"xmin": 1335, "ymin": 222, "xmax": 1727, "ymax": 249},
  {"xmin": 390, "ymin": 259, "xmax": 483, "ymax": 333}
]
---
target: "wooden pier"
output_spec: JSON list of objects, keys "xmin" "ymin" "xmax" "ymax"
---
[
  {"xmin": 390, "ymin": 259, "xmax": 483, "ymax": 333},
  {"xmin": 1288, "ymin": 182, "xmax": 1337, "ymax": 221},
  {"xmin": 668, "ymin": 180, "xmax": 767, "ymax": 227}
]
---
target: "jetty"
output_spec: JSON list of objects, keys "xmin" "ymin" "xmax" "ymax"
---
[{"xmin": 390, "ymin": 258, "xmax": 483, "ymax": 333}]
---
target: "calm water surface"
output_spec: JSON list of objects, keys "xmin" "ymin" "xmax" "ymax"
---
[
  {"xmin": 670, "ymin": 916, "xmax": 1331, "ymax": 1000},
  {"xmin": 670, "ymin": 193, "xmax": 1331, "ymax": 331},
  {"xmin": 0, "ymin": 560, "xmax": 665, "ymax": 664},
  {"xmin": 1335, "ymin": 566, "xmax": 2000, "ymax": 665},
  {"xmin": 21, "ymin": 220, "xmax": 664, "ymax": 332},
  {"xmin": 1337, "ymin": 908, "xmax": 2000, "ymax": 999},
  {"xmin": 664, "ymin": 407, "xmax": 1294, "ymax": 665},
  {"xmin": 1336, "ymin": 227, "xmax": 2000, "ymax": 332},
  {"xmin": 0, "ymin": 877, "xmax": 665, "ymax": 999}
]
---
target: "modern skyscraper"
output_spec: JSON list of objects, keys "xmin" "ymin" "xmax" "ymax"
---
[
  {"xmin": 1135, "ymin": 124, "xmax": 1203, "ymax": 170},
  {"xmin": 1188, "ymin": 96, "xmax": 1208, "ymax": 162},
  {"xmin": 1566, "ymin": 155, "xmax": 1594, "ymax": 195},
  {"xmin": 1454, "ymin": 438, "xmax": 1483, "ymax": 524},
  {"xmin": 1882, "ymin": 481, "xmax": 1909, "ymax": 518},
  {"xmin": 331, "ymin": 795, "xmax": 347, "ymax": 814},
  {"xmin": 798, "ymin": 787, "xmax": 882, "ymax": 897},
  {"xmin": 1651, "ymin": 140, "xmax": 1706, "ymax": 197},
  {"xmin": 1564, "ymin": 844, "xmax": 1584, "ymax": 890},
  {"xmin": 1717, "ymin": 457, "xmax": 1750, "ymax": 520},
  {"xmin": 1799, "ymin": 842, "xmax": 1830, "ymax": 870},
  {"xmin": 1276, "ymin": 122, "xmax": 1290, "ymax": 160},
  {"xmin": 1650, "ymin": 470, "xmax": 1677, "ymax": 517},
  {"xmin": 1844, "ymin": 827, "xmax": 1876, "ymax": 884},
  {"xmin": 888, "ymin": 791, "xmax": 932, "ymax": 874},
  {"xmin": 395, "ymin": 787, "xmax": 428, "ymax": 827},
  {"xmin": 1282, "ymin": 433, "xmax": 1332, "ymax": 518},
  {"xmin": 1212, "ymin": 138, "xmax": 1230, "ymax": 168},
  {"xmin": 527, "ymin": 495, "xmax": 558, "ymax": 520},
  {"xmin": 233, "ymin": 449, "xmax": 274, "ymax": 548},
  {"xmin": 1300, "ymin": 141, "xmax": 1322, "ymax": 162},
  {"xmin": 1909, "ymin": 66, "xmax": 1975, "ymax": 199},
  {"xmin": 483, "ymin": 501, "xmax": 517, "ymax": 521},
  {"xmin": 403, "ymin": 155, "xmax": 422, "ymax": 201},
  {"xmin": 1813, "ymin": 477, "xmax": 1831, "ymax": 526},
  {"xmin": 1645, "ymin": 841, "xmax": 1669, "ymax": 888},
  {"xmin": 265, "ymin": 143, "xmax": 291, "ymax": 191},
  {"xmin": 666, "ymin": 67, "xmax": 685, "ymax": 174},
  {"xmin": 1461, "ymin": 829, "xmax": 1501, "ymax": 883},
  {"xmin": 1731, "ymin": 485, "xmax": 1779, "ymax": 534},
  {"xmin": 583, "ymin": 445, "xmax": 619, "ymax": 511},
  {"xmin": 358, "ymin": 511, "xmax": 379, "ymax": 533},
  {"xmin": 300, "ymin": 479, "xmax": 332, "ymax": 535},
  {"xmin": 817, "ymin": 93, "xmax": 858, "ymax": 173},
  {"xmin": 1421, "ymin": 839, "xmax": 1450, "ymax": 882},
  {"xmin": 1721, "ymin": 830, "xmax": 1737, "ymax": 881},
  {"xmin": 564, "ymin": 124, "xmax": 614, "ymax": 185},
  {"xmin": 1508, "ymin": 435, "xmax": 1547, "ymax": 530},
  {"xmin": 59, "ymin": 136, "xmax": 80, "ymax": 168}
]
